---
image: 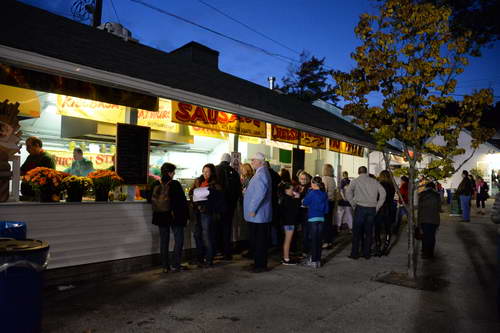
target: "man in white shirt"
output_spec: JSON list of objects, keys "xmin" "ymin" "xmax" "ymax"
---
[{"xmin": 346, "ymin": 166, "xmax": 386, "ymax": 259}]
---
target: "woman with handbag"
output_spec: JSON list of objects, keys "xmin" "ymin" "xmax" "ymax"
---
[
  {"xmin": 190, "ymin": 163, "xmax": 223, "ymax": 267},
  {"xmin": 476, "ymin": 176, "xmax": 489, "ymax": 215},
  {"xmin": 151, "ymin": 163, "xmax": 189, "ymax": 273}
]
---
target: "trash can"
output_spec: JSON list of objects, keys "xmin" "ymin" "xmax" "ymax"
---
[
  {"xmin": 0, "ymin": 238, "xmax": 50, "ymax": 333},
  {"xmin": 446, "ymin": 189, "xmax": 452, "ymax": 204},
  {"xmin": 0, "ymin": 221, "xmax": 27, "ymax": 240},
  {"xmin": 450, "ymin": 192, "xmax": 462, "ymax": 216}
]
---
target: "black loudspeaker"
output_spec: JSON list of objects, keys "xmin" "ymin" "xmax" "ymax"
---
[{"xmin": 292, "ymin": 148, "xmax": 305, "ymax": 178}]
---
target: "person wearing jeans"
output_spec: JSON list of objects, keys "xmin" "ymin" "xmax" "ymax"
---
[
  {"xmin": 346, "ymin": 166, "xmax": 386, "ymax": 259},
  {"xmin": 190, "ymin": 163, "xmax": 223, "ymax": 267},
  {"xmin": 456, "ymin": 170, "xmax": 474, "ymax": 222},
  {"xmin": 194, "ymin": 212, "xmax": 215, "ymax": 265},
  {"xmin": 159, "ymin": 224, "xmax": 184, "ymax": 270},
  {"xmin": 352, "ymin": 206, "xmax": 377, "ymax": 258},
  {"xmin": 302, "ymin": 176, "xmax": 330, "ymax": 268},
  {"xmin": 151, "ymin": 162, "xmax": 189, "ymax": 273}
]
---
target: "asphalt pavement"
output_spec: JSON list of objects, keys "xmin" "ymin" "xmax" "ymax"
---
[{"xmin": 42, "ymin": 203, "xmax": 500, "ymax": 333}]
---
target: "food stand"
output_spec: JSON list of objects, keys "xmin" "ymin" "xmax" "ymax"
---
[{"xmin": 0, "ymin": 1, "xmax": 389, "ymax": 281}]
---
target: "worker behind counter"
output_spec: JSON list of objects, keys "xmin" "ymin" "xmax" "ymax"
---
[
  {"xmin": 20, "ymin": 136, "xmax": 56, "ymax": 200},
  {"xmin": 65, "ymin": 148, "xmax": 94, "ymax": 176}
]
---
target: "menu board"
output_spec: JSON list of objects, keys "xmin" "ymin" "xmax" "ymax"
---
[{"xmin": 116, "ymin": 123, "xmax": 150, "ymax": 185}]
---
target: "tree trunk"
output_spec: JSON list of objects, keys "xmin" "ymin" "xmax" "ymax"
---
[{"xmin": 407, "ymin": 166, "xmax": 417, "ymax": 279}]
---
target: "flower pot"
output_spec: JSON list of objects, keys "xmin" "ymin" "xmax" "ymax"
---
[
  {"xmin": 95, "ymin": 188, "xmax": 110, "ymax": 202},
  {"xmin": 66, "ymin": 190, "xmax": 83, "ymax": 202},
  {"xmin": 38, "ymin": 191, "xmax": 59, "ymax": 203}
]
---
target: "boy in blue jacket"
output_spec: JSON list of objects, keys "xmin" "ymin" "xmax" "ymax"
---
[{"xmin": 302, "ymin": 176, "xmax": 330, "ymax": 268}]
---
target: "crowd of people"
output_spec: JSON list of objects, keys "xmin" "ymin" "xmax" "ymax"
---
[
  {"xmin": 150, "ymin": 152, "xmax": 450, "ymax": 274},
  {"xmin": 456, "ymin": 169, "xmax": 490, "ymax": 222}
]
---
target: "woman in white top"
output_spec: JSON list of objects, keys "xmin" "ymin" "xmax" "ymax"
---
[{"xmin": 321, "ymin": 164, "xmax": 337, "ymax": 249}]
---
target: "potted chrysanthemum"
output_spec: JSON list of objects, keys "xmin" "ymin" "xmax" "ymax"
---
[
  {"xmin": 88, "ymin": 170, "xmax": 123, "ymax": 202},
  {"xmin": 22, "ymin": 167, "xmax": 68, "ymax": 202},
  {"xmin": 61, "ymin": 175, "xmax": 93, "ymax": 202}
]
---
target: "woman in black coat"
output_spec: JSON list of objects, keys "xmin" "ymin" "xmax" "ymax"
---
[
  {"xmin": 151, "ymin": 162, "xmax": 188, "ymax": 273},
  {"xmin": 375, "ymin": 170, "xmax": 396, "ymax": 256}
]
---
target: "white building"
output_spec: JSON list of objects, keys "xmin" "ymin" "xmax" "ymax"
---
[{"xmin": 432, "ymin": 131, "xmax": 500, "ymax": 194}]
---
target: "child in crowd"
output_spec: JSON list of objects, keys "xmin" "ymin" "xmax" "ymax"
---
[
  {"xmin": 302, "ymin": 176, "xmax": 330, "ymax": 268},
  {"xmin": 279, "ymin": 183, "xmax": 301, "ymax": 265}
]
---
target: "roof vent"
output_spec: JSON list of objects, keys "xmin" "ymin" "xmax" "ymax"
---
[
  {"xmin": 97, "ymin": 22, "xmax": 137, "ymax": 42},
  {"xmin": 169, "ymin": 42, "xmax": 219, "ymax": 69}
]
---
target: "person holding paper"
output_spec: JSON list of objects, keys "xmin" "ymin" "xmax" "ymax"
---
[{"xmin": 190, "ymin": 163, "xmax": 223, "ymax": 267}]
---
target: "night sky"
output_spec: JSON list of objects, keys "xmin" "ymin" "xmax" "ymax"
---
[{"xmin": 18, "ymin": 0, "xmax": 500, "ymax": 105}]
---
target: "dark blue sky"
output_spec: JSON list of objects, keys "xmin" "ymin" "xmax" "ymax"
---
[{"xmin": 19, "ymin": 0, "xmax": 500, "ymax": 104}]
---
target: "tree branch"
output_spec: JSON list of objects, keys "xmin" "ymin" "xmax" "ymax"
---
[{"xmin": 451, "ymin": 147, "xmax": 477, "ymax": 175}]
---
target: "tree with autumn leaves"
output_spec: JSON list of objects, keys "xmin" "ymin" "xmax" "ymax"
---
[{"xmin": 334, "ymin": 0, "xmax": 495, "ymax": 279}]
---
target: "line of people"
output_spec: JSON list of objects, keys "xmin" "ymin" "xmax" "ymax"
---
[
  {"xmin": 149, "ymin": 153, "xmax": 417, "ymax": 274},
  {"xmin": 456, "ymin": 170, "xmax": 490, "ymax": 222}
]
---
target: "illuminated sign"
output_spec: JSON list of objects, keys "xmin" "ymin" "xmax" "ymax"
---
[
  {"xmin": 137, "ymin": 98, "xmax": 179, "ymax": 133},
  {"xmin": 172, "ymin": 101, "xmax": 266, "ymax": 138},
  {"xmin": 300, "ymin": 131, "xmax": 326, "ymax": 149},
  {"xmin": 271, "ymin": 124, "xmax": 299, "ymax": 145},
  {"xmin": 57, "ymin": 95, "xmax": 125, "ymax": 124},
  {"xmin": 329, "ymin": 139, "xmax": 364, "ymax": 157}
]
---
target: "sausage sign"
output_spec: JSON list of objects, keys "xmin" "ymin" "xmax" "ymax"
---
[{"xmin": 172, "ymin": 101, "xmax": 266, "ymax": 138}]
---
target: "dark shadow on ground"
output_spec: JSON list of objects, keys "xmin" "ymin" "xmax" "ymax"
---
[
  {"xmin": 456, "ymin": 222, "xmax": 496, "ymax": 295},
  {"xmin": 42, "ymin": 263, "xmax": 241, "ymax": 332}
]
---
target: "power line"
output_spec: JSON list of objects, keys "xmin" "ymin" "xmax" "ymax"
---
[
  {"xmin": 129, "ymin": 0, "xmax": 299, "ymax": 65},
  {"xmin": 196, "ymin": 0, "xmax": 300, "ymax": 55},
  {"xmin": 109, "ymin": 0, "xmax": 121, "ymax": 24}
]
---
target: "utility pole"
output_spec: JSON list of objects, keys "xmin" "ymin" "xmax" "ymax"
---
[{"xmin": 92, "ymin": 0, "xmax": 103, "ymax": 27}]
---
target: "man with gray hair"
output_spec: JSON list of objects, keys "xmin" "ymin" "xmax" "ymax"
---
[
  {"xmin": 244, "ymin": 152, "xmax": 272, "ymax": 272},
  {"xmin": 346, "ymin": 166, "xmax": 386, "ymax": 259}
]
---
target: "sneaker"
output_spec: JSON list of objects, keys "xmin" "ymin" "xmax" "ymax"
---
[
  {"xmin": 304, "ymin": 261, "xmax": 321, "ymax": 269},
  {"xmin": 300, "ymin": 256, "xmax": 312, "ymax": 266},
  {"xmin": 282, "ymin": 258, "xmax": 297, "ymax": 265}
]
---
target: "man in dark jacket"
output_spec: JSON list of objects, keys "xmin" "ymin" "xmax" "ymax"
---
[
  {"xmin": 215, "ymin": 153, "xmax": 242, "ymax": 260},
  {"xmin": 456, "ymin": 170, "xmax": 474, "ymax": 222},
  {"xmin": 20, "ymin": 136, "xmax": 55, "ymax": 199},
  {"xmin": 152, "ymin": 162, "xmax": 189, "ymax": 273},
  {"xmin": 265, "ymin": 161, "xmax": 282, "ymax": 247},
  {"xmin": 418, "ymin": 182, "xmax": 441, "ymax": 259}
]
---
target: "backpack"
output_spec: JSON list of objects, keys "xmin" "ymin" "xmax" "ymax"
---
[{"xmin": 151, "ymin": 181, "xmax": 172, "ymax": 213}]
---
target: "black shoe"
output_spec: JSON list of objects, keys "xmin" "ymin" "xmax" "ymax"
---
[
  {"xmin": 252, "ymin": 267, "xmax": 268, "ymax": 273},
  {"xmin": 348, "ymin": 255, "xmax": 360, "ymax": 260},
  {"xmin": 171, "ymin": 265, "xmax": 189, "ymax": 272},
  {"xmin": 281, "ymin": 258, "xmax": 297, "ymax": 266},
  {"xmin": 364, "ymin": 255, "xmax": 371, "ymax": 260}
]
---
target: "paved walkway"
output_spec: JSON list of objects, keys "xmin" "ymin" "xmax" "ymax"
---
[{"xmin": 43, "ymin": 204, "xmax": 499, "ymax": 333}]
